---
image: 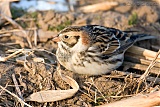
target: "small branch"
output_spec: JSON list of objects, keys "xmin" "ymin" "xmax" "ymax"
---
[
  {"xmin": 125, "ymin": 52, "xmax": 160, "ymax": 68},
  {"xmin": 12, "ymin": 73, "xmax": 24, "ymax": 107},
  {"xmin": 0, "ymin": 49, "xmax": 23, "ymax": 62},
  {"xmin": 139, "ymin": 50, "xmax": 160, "ymax": 80},
  {"xmin": 0, "ymin": 28, "xmax": 37, "ymax": 34},
  {"xmin": 34, "ymin": 29, "xmax": 38, "ymax": 46},
  {"xmin": 0, "ymin": 85, "xmax": 32, "ymax": 107},
  {"xmin": 136, "ymin": 50, "xmax": 160, "ymax": 93},
  {"xmin": 123, "ymin": 61, "xmax": 160, "ymax": 75},
  {"xmin": 107, "ymin": 70, "xmax": 160, "ymax": 84},
  {"xmin": 79, "ymin": 1, "xmax": 118, "ymax": 13},
  {"xmin": 127, "ymin": 46, "xmax": 160, "ymax": 62},
  {"xmin": 1, "ymin": 13, "xmax": 32, "ymax": 48},
  {"xmin": 98, "ymin": 91, "xmax": 160, "ymax": 107},
  {"xmin": 12, "ymin": 73, "xmax": 24, "ymax": 100}
]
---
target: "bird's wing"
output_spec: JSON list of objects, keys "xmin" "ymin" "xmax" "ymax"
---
[
  {"xmin": 84, "ymin": 25, "xmax": 154, "ymax": 58},
  {"xmin": 85, "ymin": 25, "xmax": 125, "ymax": 56}
]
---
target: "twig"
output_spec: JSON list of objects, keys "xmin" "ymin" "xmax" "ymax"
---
[
  {"xmin": 12, "ymin": 73, "xmax": 24, "ymax": 107},
  {"xmin": 0, "ymin": 42, "xmax": 19, "ymax": 46},
  {"xmin": 136, "ymin": 50, "xmax": 160, "ymax": 93},
  {"xmin": 150, "ymin": 71, "xmax": 160, "ymax": 87},
  {"xmin": 79, "ymin": 1, "xmax": 118, "ymax": 13},
  {"xmin": 127, "ymin": 46, "xmax": 160, "ymax": 61},
  {"xmin": 34, "ymin": 29, "xmax": 38, "ymax": 46},
  {"xmin": 12, "ymin": 73, "xmax": 24, "ymax": 100},
  {"xmin": 0, "ymin": 49, "xmax": 23, "ymax": 62},
  {"xmin": 94, "ymin": 89, "xmax": 97, "ymax": 104},
  {"xmin": 0, "ymin": 33, "xmax": 11, "ymax": 37},
  {"xmin": 139, "ymin": 50, "xmax": 160, "ymax": 80},
  {"xmin": 78, "ymin": 88, "xmax": 94, "ymax": 102},
  {"xmin": 0, "ymin": 28, "xmax": 37, "ymax": 34},
  {"xmin": 0, "ymin": 82, "xmax": 9, "ymax": 95},
  {"xmin": 15, "ymin": 18, "xmax": 36, "ymax": 21},
  {"xmin": 66, "ymin": 0, "xmax": 75, "ymax": 11},
  {"xmin": 1, "ymin": 13, "xmax": 32, "ymax": 48},
  {"xmin": 98, "ymin": 90, "xmax": 160, "ymax": 107},
  {"xmin": 90, "ymin": 78, "xmax": 107, "ymax": 102},
  {"xmin": 125, "ymin": 52, "xmax": 160, "ymax": 68},
  {"xmin": 0, "ymin": 85, "xmax": 32, "ymax": 107},
  {"xmin": 123, "ymin": 61, "xmax": 160, "ymax": 75},
  {"xmin": 7, "ymin": 48, "xmax": 56, "ymax": 56},
  {"xmin": 109, "ymin": 94, "xmax": 133, "ymax": 98},
  {"xmin": 104, "ymin": 70, "xmax": 160, "ymax": 84}
]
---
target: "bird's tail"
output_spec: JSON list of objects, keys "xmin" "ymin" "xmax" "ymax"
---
[
  {"xmin": 116, "ymin": 34, "xmax": 155, "ymax": 54},
  {"xmin": 124, "ymin": 34, "xmax": 155, "ymax": 44},
  {"xmin": 132, "ymin": 34, "xmax": 155, "ymax": 42}
]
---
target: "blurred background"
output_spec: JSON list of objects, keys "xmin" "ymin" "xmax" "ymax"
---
[{"xmin": 1, "ymin": 0, "xmax": 159, "ymax": 49}]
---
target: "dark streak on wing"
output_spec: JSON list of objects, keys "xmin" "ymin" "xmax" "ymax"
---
[
  {"xmin": 107, "ymin": 58, "xmax": 123, "ymax": 64},
  {"xmin": 83, "ymin": 25, "xmax": 122, "ymax": 56}
]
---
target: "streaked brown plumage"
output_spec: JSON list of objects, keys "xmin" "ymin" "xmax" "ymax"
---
[{"xmin": 53, "ymin": 25, "xmax": 154, "ymax": 75}]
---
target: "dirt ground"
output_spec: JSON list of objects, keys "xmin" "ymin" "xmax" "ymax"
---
[{"xmin": 0, "ymin": 0, "xmax": 160, "ymax": 107}]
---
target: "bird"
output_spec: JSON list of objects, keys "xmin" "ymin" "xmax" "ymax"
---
[{"xmin": 53, "ymin": 25, "xmax": 154, "ymax": 75}]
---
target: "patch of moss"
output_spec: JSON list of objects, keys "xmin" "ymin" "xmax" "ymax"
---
[
  {"xmin": 128, "ymin": 13, "xmax": 138, "ymax": 25},
  {"xmin": 27, "ymin": 12, "xmax": 38, "ymax": 18},
  {"xmin": 48, "ymin": 20, "xmax": 71, "ymax": 31},
  {"xmin": 56, "ymin": 20, "xmax": 71, "ymax": 31},
  {"xmin": 90, "ymin": 97, "xmax": 105, "ymax": 106},
  {"xmin": 48, "ymin": 25, "xmax": 55, "ymax": 31},
  {"xmin": 95, "ymin": 15, "xmax": 101, "ymax": 20}
]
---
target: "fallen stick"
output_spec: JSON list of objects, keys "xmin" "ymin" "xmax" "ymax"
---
[
  {"xmin": 125, "ymin": 53, "xmax": 160, "ymax": 68},
  {"xmin": 108, "ymin": 70, "xmax": 160, "ymax": 84},
  {"xmin": 79, "ymin": 1, "xmax": 118, "ymax": 13},
  {"xmin": 0, "ymin": 85, "xmax": 32, "ymax": 107},
  {"xmin": 136, "ymin": 50, "xmax": 160, "ymax": 93},
  {"xmin": 127, "ymin": 46, "xmax": 160, "ymax": 61},
  {"xmin": 98, "ymin": 90, "xmax": 160, "ymax": 107},
  {"xmin": 0, "ymin": 28, "xmax": 37, "ymax": 34},
  {"xmin": 139, "ymin": 50, "xmax": 160, "ymax": 80},
  {"xmin": 0, "ymin": 28, "xmax": 57, "ymax": 42},
  {"xmin": 12, "ymin": 73, "xmax": 24, "ymax": 107},
  {"xmin": 0, "ymin": 49, "xmax": 23, "ymax": 62},
  {"xmin": 1, "ymin": 13, "xmax": 32, "ymax": 48},
  {"xmin": 123, "ymin": 61, "xmax": 160, "ymax": 75},
  {"xmin": 12, "ymin": 73, "xmax": 24, "ymax": 100},
  {"xmin": 12, "ymin": 29, "xmax": 56, "ymax": 42}
]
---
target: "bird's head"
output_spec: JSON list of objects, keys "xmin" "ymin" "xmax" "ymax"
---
[{"xmin": 53, "ymin": 26, "xmax": 91, "ymax": 52}]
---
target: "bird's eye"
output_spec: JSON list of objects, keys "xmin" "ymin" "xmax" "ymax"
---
[{"xmin": 64, "ymin": 35, "xmax": 69, "ymax": 39}]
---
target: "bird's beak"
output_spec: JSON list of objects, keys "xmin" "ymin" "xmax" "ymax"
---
[{"xmin": 52, "ymin": 36, "xmax": 60, "ymax": 42}]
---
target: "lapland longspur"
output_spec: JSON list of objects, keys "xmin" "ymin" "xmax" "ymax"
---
[{"xmin": 53, "ymin": 25, "xmax": 153, "ymax": 75}]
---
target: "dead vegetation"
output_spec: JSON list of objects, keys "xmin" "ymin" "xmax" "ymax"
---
[{"xmin": 0, "ymin": 0, "xmax": 160, "ymax": 107}]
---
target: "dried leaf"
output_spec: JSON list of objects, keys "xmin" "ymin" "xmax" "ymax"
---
[{"xmin": 26, "ymin": 68, "xmax": 79, "ymax": 102}]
